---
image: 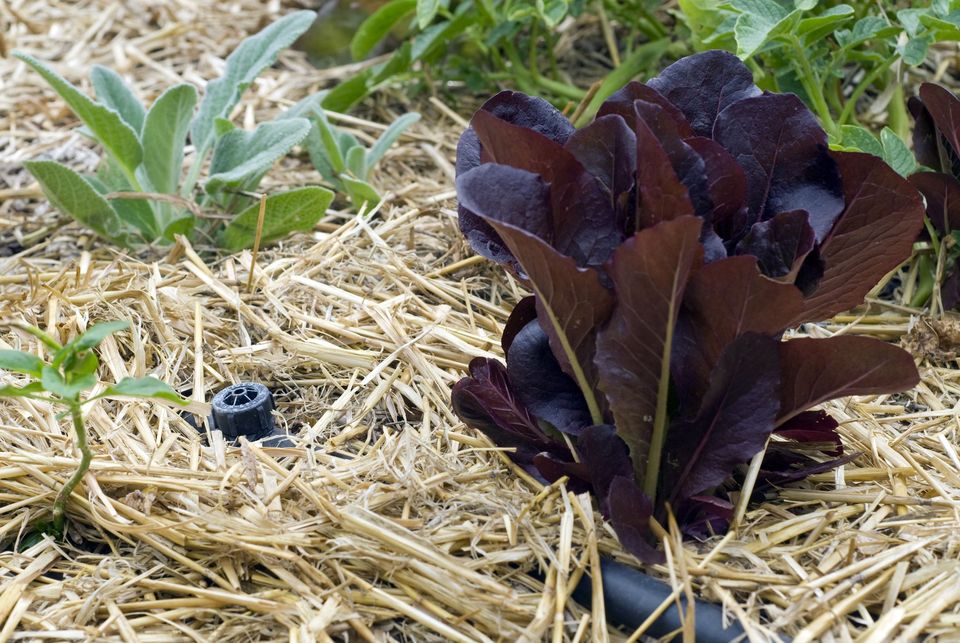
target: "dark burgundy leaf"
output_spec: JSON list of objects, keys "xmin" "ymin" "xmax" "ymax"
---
[
  {"xmin": 634, "ymin": 100, "xmax": 712, "ymax": 218},
  {"xmin": 672, "ymin": 256, "xmax": 804, "ymax": 405},
  {"xmin": 798, "ymin": 152, "xmax": 925, "ymax": 323},
  {"xmin": 700, "ymin": 225, "xmax": 728, "ymax": 262},
  {"xmin": 778, "ymin": 336, "xmax": 920, "ymax": 425},
  {"xmin": 456, "ymin": 128, "xmax": 515, "ymax": 268},
  {"xmin": 759, "ymin": 451, "xmax": 860, "ymax": 488},
  {"xmin": 532, "ymin": 453, "xmax": 591, "ymax": 492},
  {"xmin": 713, "ymin": 93, "xmax": 844, "ymax": 239},
  {"xmin": 460, "ymin": 200, "xmax": 615, "ymax": 423},
  {"xmin": 507, "ymin": 319, "xmax": 592, "ymax": 435},
  {"xmin": 451, "ymin": 358, "xmax": 564, "ymax": 463},
  {"xmin": 918, "ymin": 83, "xmax": 960, "ymax": 168},
  {"xmin": 456, "ymin": 164, "xmax": 553, "ymax": 249},
  {"xmin": 597, "ymin": 82, "xmax": 693, "ymax": 138},
  {"xmin": 678, "ymin": 495, "xmax": 733, "ymax": 539},
  {"xmin": 910, "ymin": 95, "xmax": 941, "ymax": 172},
  {"xmin": 646, "ymin": 50, "xmax": 761, "ymax": 137},
  {"xmin": 477, "ymin": 90, "xmax": 576, "ymax": 145},
  {"xmin": 502, "ymin": 296, "xmax": 538, "ymax": 356},
  {"xmin": 665, "ymin": 333, "xmax": 780, "ymax": 502},
  {"xmin": 607, "ymin": 476, "xmax": 663, "ymax": 564},
  {"xmin": 564, "ymin": 114, "xmax": 637, "ymax": 207},
  {"xmin": 774, "ymin": 410, "xmax": 842, "ymax": 456},
  {"xmin": 685, "ymin": 136, "xmax": 749, "ymax": 234},
  {"xmin": 596, "ymin": 216, "xmax": 702, "ymax": 487},
  {"xmin": 908, "ymin": 172, "xmax": 960, "ymax": 235},
  {"xmin": 735, "ymin": 210, "xmax": 816, "ymax": 280},
  {"xmin": 942, "ymin": 268, "xmax": 960, "ymax": 310},
  {"xmin": 634, "ymin": 108, "xmax": 695, "ymax": 230},
  {"xmin": 471, "ymin": 109, "xmax": 621, "ymax": 268},
  {"xmin": 578, "ymin": 424, "xmax": 633, "ymax": 514}
]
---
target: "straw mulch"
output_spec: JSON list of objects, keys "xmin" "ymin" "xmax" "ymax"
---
[{"xmin": 2, "ymin": 2, "xmax": 960, "ymax": 641}]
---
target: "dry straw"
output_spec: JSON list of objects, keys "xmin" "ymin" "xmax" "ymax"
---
[{"xmin": 1, "ymin": 1, "xmax": 960, "ymax": 640}]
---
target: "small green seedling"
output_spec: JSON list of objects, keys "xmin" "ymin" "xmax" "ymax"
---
[
  {"xmin": 0, "ymin": 321, "xmax": 187, "ymax": 537},
  {"xmin": 285, "ymin": 95, "xmax": 420, "ymax": 211},
  {"xmin": 15, "ymin": 10, "xmax": 334, "ymax": 251}
]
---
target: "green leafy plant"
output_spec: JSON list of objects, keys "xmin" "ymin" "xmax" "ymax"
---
[
  {"xmin": 285, "ymin": 96, "xmax": 420, "ymax": 210},
  {"xmin": 16, "ymin": 10, "xmax": 334, "ymax": 251},
  {"xmin": 0, "ymin": 321, "xmax": 186, "ymax": 537},
  {"xmin": 678, "ymin": 1, "xmax": 960, "ymax": 140},
  {"xmin": 322, "ymin": 0, "xmax": 672, "ymax": 112}
]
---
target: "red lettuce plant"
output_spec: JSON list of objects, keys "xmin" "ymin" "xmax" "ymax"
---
[
  {"xmin": 452, "ymin": 51, "xmax": 923, "ymax": 562},
  {"xmin": 908, "ymin": 84, "xmax": 960, "ymax": 309}
]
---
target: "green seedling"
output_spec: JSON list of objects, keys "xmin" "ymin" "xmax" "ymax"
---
[
  {"xmin": 0, "ymin": 321, "xmax": 186, "ymax": 537},
  {"xmin": 285, "ymin": 96, "xmax": 420, "ymax": 211},
  {"xmin": 15, "ymin": 10, "xmax": 334, "ymax": 251}
]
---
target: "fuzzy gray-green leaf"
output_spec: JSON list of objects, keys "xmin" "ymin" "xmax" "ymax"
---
[
  {"xmin": 205, "ymin": 118, "xmax": 311, "ymax": 196},
  {"xmin": 91, "ymin": 66, "xmax": 146, "ymax": 134},
  {"xmin": 218, "ymin": 186, "xmax": 333, "ymax": 251},
  {"xmin": 141, "ymin": 83, "xmax": 198, "ymax": 194}
]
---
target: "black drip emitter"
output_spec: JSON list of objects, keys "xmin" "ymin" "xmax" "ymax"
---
[{"xmin": 207, "ymin": 382, "xmax": 293, "ymax": 447}]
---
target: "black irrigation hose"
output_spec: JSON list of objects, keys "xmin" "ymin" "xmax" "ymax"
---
[{"xmin": 563, "ymin": 557, "xmax": 758, "ymax": 642}]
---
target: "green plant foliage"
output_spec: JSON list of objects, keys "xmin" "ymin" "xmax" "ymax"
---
[
  {"xmin": 15, "ymin": 10, "xmax": 334, "ymax": 251},
  {"xmin": 833, "ymin": 125, "xmax": 917, "ymax": 177},
  {"xmin": 676, "ymin": 0, "xmax": 960, "ymax": 140},
  {"xmin": 0, "ymin": 321, "xmax": 187, "ymax": 539},
  {"xmin": 323, "ymin": 0, "xmax": 674, "ymax": 112},
  {"xmin": 285, "ymin": 96, "xmax": 420, "ymax": 211}
]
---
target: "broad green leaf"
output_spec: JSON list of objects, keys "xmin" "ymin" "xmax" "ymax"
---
[
  {"xmin": 63, "ymin": 351, "xmax": 99, "ymax": 378},
  {"xmin": 417, "ymin": 0, "xmax": 441, "ymax": 29},
  {"xmin": 217, "ymin": 186, "xmax": 333, "ymax": 251},
  {"xmin": 0, "ymin": 382, "xmax": 46, "ymax": 398},
  {"xmin": 731, "ymin": 0, "xmax": 794, "ymax": 58},
  {"xmin": 366, "ymin": 112, "xmax": 420, "ymax": 174},
  {"xmin": 901, "ymin": 35, "xmax": 933, "ymax": 65},
  {"xmin": 537, "ymin": 0, "xmax": 569, "ymax": 27},
  {"xmin": 191, "ymin": 10, "xmax": 316, "ymax": 156},
  {"xmin": 214, "ymin": 117, "xmax": 237, "ymax": 136},
  {"xmin": 794, "ymin": 0, "xmax": 816, "ymax": 9},
  {"xmin": 141, "ymin": 84, "xmax": 197, "ymax": 194},
  {"xmin": 350, "ymin": 0, "xmax": 416, "ymax": 60},
  {"xmin": 161, "ymin": 214, "xmax": 196, "ymax": 242},
  {"xmin": 280, "ymin": 94, "xmax": 338, "ymax": 180},
  {"xmin": 346, "ymin": 145, "xmax": 367, "ymax": 179},
  {"xmin": 90, "ymin": 66, "xmax": 146, "ymax": 133},
  {"xmin": 72, "ymin": 321, "xmax": 130, "ymax": 352},
  {"xmin": 341, "ymin": 176, "xmax": 382, "ymax": 211},
  {"xmin": 41, "ymin": 365, "xmax": 96, "ymax": 399},
  {"xmin": 836, "ymin": 124, "xmax": 883, "ymax": 157},
  {"xmin": 91, "ymin": 158, "xmax": 160, "ymax": 238},
  {"xmin": 0, "ymin": 350, "xmax": 44, "ymax": 377},
  {"xmin": 24, "ymin": 161, "xmax": 138, "ymax": 246},
  {"xmin": 897, "ymin": 9, "xmax": 925, "ymax": 37},
  {"xmin": 410, "ymin": 5, "xmax": 473, "ymax": 61},
  {"xmin": 205, "ymin": 118, "xmax": 311, "ymax": 197},
  {"xmin": 880, "ymin": 127, "xmax": 917, "ymax": 177},
  {"xmin": 16, "ymin": 53, "xmax": 143, "ymax": 175},
  {"xmin": 104, "ymin": 376, "xmax": 187, "ymax": 403},
  {"xmin": 313, "ymin": 108, "xmax": 347, "ymax": 176},
  {"xmin": 798, "ymin": 5, "xmax": 853, "ymax": 39}
]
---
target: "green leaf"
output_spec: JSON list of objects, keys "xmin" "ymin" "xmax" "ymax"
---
[
  {"xmin": 537, "ymin": 0, "xmax": 569, "ymax": 28},
  {"xmin": 24, "ymin": 161, "xmax": 138, "ymax": 246},
  {"xmin": 340, "ymin": 176, "xmax": 382, "ymax": 211},
  {"xmin": 322, "ymin": 44, "xmax": 412, "ymax": 112},
  {"xmin": 214, "ymin": 117, "xmax": 237, "ymax": 136},
  {"xmin": 731, "ymin": 0, "xmax": 795, "ymax": 58},
  {"xmin": 73, "ymin": 321, "xmax": 130, "ymax": 352},
  {"xmin": 191, "ymin": 10, "xmax": 316, "ymax": 156},
  {"xmin": 350, "ymin": 0, "xmax": 416, "ymax": 60},
  {"xmin": 90, "ymin": 66, "xmax": 146, "ymax": 134},
  {"xmin": 880, "ymin": 127, "xmax": 917, "ymax": 177},
  {"xmin": 346, "ymin": 145, "xmax": 367, "ymax": 178},
  {"xmin": 217, "ymin": 186, "xmax": 334, "ymax": 251},
  {"xmin": 410, "ymin": 6, "xmax": 473, "ymax": 61},
  {"xmin": 0, "ymin": 382, "xmax": 46, "ymax": 398},
  {"xmin": 366, "ymin": 112, "xmax": 420, "ymax": 174},
  {"xmin": 313, "ymin": 108, "xmax": 347, "ymax": 176},
  {"xmin": 63, "ymin": 351, "xmax": 99, "ymax": 378},
  {"xmin": 897, "ymin": 9, "xmax": 925, "ymax": 38},
  {"xmin": 837, "ymin": 124, "xmax": 883, "ymax": 157},
  {"xmin": 141, "ymin": 84, "xmax": 197, "ymax": 195},
  {"xmin": 417, "ymin": 0, "xmax": 441, "ymax": 29},
  {"xmin": 901, "ymin": 34, "xmax": 933, "ymax": 65},
  {"xmin": 798, "ymin": 4, "xmax": 853, "ymax": 39},
  {"xmin": 15, "ymin": 53, "xmax": 143, "ymax": 175},
  {"xmin": 41, "ymin": 365, "xmax": 95, "ymax": 399},
  {"xmin": 0, "ymin": 350, "xmax": 45, "ymax": 377},
  {"xmin": 104, "ymin": 376, "xmax": 187, "ymax": 404},
  {"xmin": 205, "ymin": 118, "xmax": 311, "ymax": 197},
  {"xmin": 92, "ymin": 158, "xmax": 159, "ymax": 238}
]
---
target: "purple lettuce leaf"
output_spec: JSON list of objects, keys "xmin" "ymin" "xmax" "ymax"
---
[
  {"xmin": 774, "ymin": 410, "xmax": 842, "ymax": 457},
  {"xmin": 910, "ymin": 95, "xmax": 941, "ymax": 172},
  {"xmin": 685, "ymin": 136, "xmax": 749, "ymax": 236},
  {"xmin": 502, "ymin": 296, "xmax": 538, "ymax": 356},
  {"xmin": 598, "ymin": 81, "xmax": 694, "ymax": 138},
  {"xmin": 646, "ymin": 49, "xmax": 761, "ymax": 138},
  {"xmin": 664, "ymin": 333, "xmax": 780, "ymax": 503},
  {"xmin": 671, "ymin": 255, "xmax": 804, "ymax": 406},
  {"xmin": 713, "ymin": 93, "xmax": 844, "ymax": 239},
  {"xmin": 506, "ymin": 318, "xmax": 592, "ymax": 435},
  {"xmin": 735, "ymin": 210, "xmax": 817, "ymax": 281},
  {"xmin": 451, "ymin": 358, "xmax": 567, "ymax": 465},
  {"xmin": 797, "ymin": 152, "xmax": 925, "ymax": 324},
  {"xmin": 908, "ymin": 172, "xmax": 960, "ymax": 235},
  {"xmin": 578, "ymin": 424, "xmax": 633, "ymax": 514},
  {"xmin": 777, "ymin": 336, "xmax": 920, "ymax": 425},
  {"xmin": 607, "ymin": 476, "xmax": 662, "ymax": 564},
  {"xmin": 564, "ymin": 114, "xmax": 637, "ymax": 210},
  {"xmin": 917, "ymin": 83, "xmax": 960, "ymax": 173},
  {"xmin": 633, "ymin": 105, "xmax": 696, "ymax": 230},
  {"xmin": 595, "ymin": 216, "xmax": 703, "ymax": 494}
]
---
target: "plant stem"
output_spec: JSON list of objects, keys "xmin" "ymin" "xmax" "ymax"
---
[
  {"xmin": 785, "ymin": 35, "xmax": 837, "ymax": 137},
  {"xmin": 911, "ymin": 254, "xmax": 936, "ymax": 309},
  {"xmin": 51, "ymin": 402, "xmax": 91, "ymax": 535},
  {"xmin": 837, "ymin": 53, "xmax": 898, "ymax": 126}
]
